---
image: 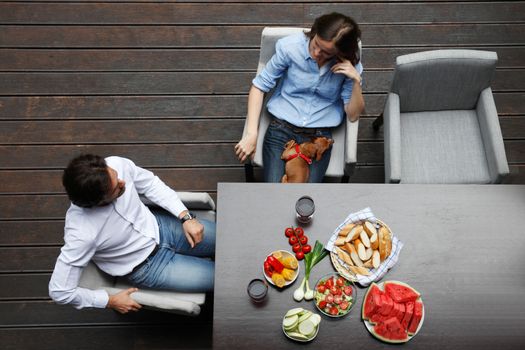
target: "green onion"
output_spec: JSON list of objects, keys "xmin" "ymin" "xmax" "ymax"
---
[{"xmin": 297, "ymin": 240, "xmax": 329, "ymax": 301}]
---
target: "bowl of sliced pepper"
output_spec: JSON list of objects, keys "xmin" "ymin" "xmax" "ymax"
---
[{"xmin": 263, "ymin": 250, "xmax": 300, "ymax": 288}]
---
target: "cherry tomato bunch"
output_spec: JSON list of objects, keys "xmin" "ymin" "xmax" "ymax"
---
[{"xmin": 284, "ymin": 226, "xmax": 311, "ymax": 260}]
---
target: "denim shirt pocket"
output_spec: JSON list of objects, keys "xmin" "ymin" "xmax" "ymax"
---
[{"xmin": 317, "ymin": 75, "xmax": 343, "ymax": 101}]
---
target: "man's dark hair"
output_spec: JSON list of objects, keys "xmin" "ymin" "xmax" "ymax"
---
[
  {"xmin": 62, "ymin": 154, "xmax": 111, "ymax": 208},
  {"xmin": 307, "ymin": 12, "xmax": 361, "ymax": 66}
]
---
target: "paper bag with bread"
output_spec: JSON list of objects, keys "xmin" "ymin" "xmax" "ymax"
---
[{"xmin": 326, "ymin": 207, "xmax": 403, "ymax": 287}]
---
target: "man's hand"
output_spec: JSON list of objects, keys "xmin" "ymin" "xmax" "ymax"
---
[
  {"xmin": 182, "ymin": 218, "xmax": 204, "ymax": 248},
  {"xmin": 107, "ymin": 288, "xmax": 142, "ymax": 314}
]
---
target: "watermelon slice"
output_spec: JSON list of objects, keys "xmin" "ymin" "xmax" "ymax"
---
[
  {"xmin": 408, "ymin": 301, "xmax": 423, "ymax": 335},
  {"xmin": 373, "ymin": 317, "xmax": 408, "ymax": 343},
  {"xmin": 385, "ymin": 281, "xmax": 420, "ymax": 303},
  {"xmin": 379, "ymin": 294, "xmax": 394, "ymax": 316},
  {"xmin": 396, "ymin": 302, "xmax": 406, "ymax": 322},
  {"xmin": 389, "ymin": 301, "xmax": 402, "ymax": 320},
  {"xmin": 370, "ymin": 311, "xmax": 390, "ymax": 325},
  {"xmin": 401, "ymin": 301, "xmax": 414, "ymax": 330},
  {"xmin": 362, "ymin": 283, "xmax": 383, "ymax": 320}
]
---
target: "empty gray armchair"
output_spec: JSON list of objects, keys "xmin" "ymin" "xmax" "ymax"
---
[
  {"xmin": 382, "ymin": 49, "xmax": 509, "ymax": 184},
  {"xmin": 78, "ymin": 192, "xmax": 215, "ymax": 315}
]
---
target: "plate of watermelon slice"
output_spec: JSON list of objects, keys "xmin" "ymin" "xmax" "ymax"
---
[{"xmin": 362, "ymin": 280, "xmax": 424, "ymax": 343}]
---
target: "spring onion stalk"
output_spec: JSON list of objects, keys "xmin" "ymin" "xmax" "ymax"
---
[
  {"xmin": 293, "ymin": 278, "xmax": 306, "ymax": 301},
  {"xmin": 294, "ymin": 240, "xmax": 329, "ymax": 302},
  {"xmin": 304, "ymin": 280, "xmax": 314, "ymax": 301}
]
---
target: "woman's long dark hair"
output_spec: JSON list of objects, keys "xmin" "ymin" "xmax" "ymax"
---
[{"xmin": 307, "ymin": 12, "xmax": 361, "ymax": 66}]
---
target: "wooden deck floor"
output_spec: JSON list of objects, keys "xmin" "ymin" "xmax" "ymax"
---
[{"xmin": 1, "ymin": 1, "xmax": 524, "ymax": 349}]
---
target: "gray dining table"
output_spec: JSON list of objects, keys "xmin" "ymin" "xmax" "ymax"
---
[{"xmin": 213, "ymin": 183, "xmax": 525, "ymax": 349}]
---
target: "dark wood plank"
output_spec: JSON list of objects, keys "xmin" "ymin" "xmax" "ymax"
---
[
  {"xmin": 0, "ymin": 72, "xmax": 252, "ymax": 95},
  {"xmin": 0, "ymin": 3, "xmax": 303, "ymax": 25},
  {"xmin": 0, "ymin": 301, "xmax": 212, "ymax": 326},
  {"xmin": 0, "ymin": 193, "xmax": 218, "ymax": 220},
  {"xmin": 503, "ymin": 165, "xmax": 525, "ymax": 184},
  {"xmin": 1, "ymin": 2, "xmax": 523, "ymax": 24},
  {"xmin": 0, "ymin": 69, "xmax": 522, "ymax": 95},
  {"xmin": 0, "ymin": 120, "xmax": 243, "ymax": 144},
  {"xmin": 0, "ymin": 246, "xmax": 61, "ymax": 272},
  {"xmin": 308, "ymin": 2, "xmax": 525, "ymax": 23},
  {"xmin": 0, "ymin": 221, "xmax": 64, "ymax": 245},
  {"xmin": 1, "ymin": 24, "xmax": 522, "ymax": 48},
  {"xmin": 360, "ymin": 23, "xmax": 525, "ymax": 47},
  {"xmin": 0, "ymin": 325, "xmax": 212, "ymax": 350},
  {"xmin": 0, "ymin": 274, "xmax": 51, "ymax": 300},
  {"xmin": 0, "ymin": 26, "xmax": 265, "ymax": 48},
  {"xmin": 0, "ymin": 96, "xmax": 247, "ymax": 119},
  {"xmin": 0, "ymin": 167, "xmax": 246, "ymax": 194},
  {"xmin": 0, "ymin": 144, "xmax": 239, "ymax": 169},
  {"xmin": 0, "ymin": 49, "xmax": 259, "ymax": 71}
]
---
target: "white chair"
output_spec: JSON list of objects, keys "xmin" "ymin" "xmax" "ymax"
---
[
  {"xmin": 78, "ymin": 192, "xmax": 215, "ymax": 315},
  {"xmin": 243, "ymin": 27, "xmax": 361, "ymax": 182}
]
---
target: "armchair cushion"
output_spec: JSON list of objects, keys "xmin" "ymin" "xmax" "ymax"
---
[{"xmin": 400, "ymin": 110, "xmax": 491, "ymax": 183}]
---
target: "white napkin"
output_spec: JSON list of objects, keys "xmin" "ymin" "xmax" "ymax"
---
[{"xmin": 325, "ymin": 207, "xmax": 403, "ymax": 287}]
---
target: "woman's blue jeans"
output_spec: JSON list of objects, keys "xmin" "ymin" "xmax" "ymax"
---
[
  {"xmin": 263, "ymin": 118, "xmax": 333, "ymax": 183},
  {"xmin": 126, "ymin": 208, "xmax": 215, "ymax": 292}
]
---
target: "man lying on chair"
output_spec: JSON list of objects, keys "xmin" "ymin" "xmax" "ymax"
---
[{"xmin": 49, "ymin": 154, "xmax": 215, "ymax": 314}]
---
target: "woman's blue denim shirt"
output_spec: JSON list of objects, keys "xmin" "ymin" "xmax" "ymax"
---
[{"xmin": 252, "ymin": 33, "xmax": 364, "ymax": 128}]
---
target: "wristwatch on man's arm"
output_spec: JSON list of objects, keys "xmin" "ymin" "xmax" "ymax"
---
[{"xmin": 180, "ymin": 212, "xmax": 196, "ymax": 224}]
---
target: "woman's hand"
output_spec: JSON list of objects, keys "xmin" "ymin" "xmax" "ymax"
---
[
  {"xmin": 331, "ymin": 57, "xmax": 361, "ymax": 84},
  {"xmin": 234, "ymin": 133, "xmax": 257, "ymax": 163}
]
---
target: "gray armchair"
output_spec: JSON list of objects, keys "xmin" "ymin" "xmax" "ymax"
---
[
  {"xmin": 78, "ymin": 192, "xmax": 216, "ymax": 315},
  {"xmin": 382, "ymin": 49, "xmax": 509, "ymax": 184},
  {"xmin": 243, "ymin": 27, "xmax": 360, "ymax": 182}
]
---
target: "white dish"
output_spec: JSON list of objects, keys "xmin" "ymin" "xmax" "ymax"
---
[
  {"xmin": 363, "ymin": 282, "xmax": 425, "ymax": 343},
  {"xmin": 282, "ymin": 309, "xmax": 320, "ymax": 342},
  {"xmin": 263, "ymin": 250, "xmax": 300, "ymax": 287}
]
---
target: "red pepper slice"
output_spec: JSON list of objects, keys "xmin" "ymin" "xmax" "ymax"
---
[
  {"xmin": 266, "ymin": 256, "xmax": 284, "ymax": 273},
  {"xmin": 263, "ymin": 261, "xmax": 273, "ymax": 277}
]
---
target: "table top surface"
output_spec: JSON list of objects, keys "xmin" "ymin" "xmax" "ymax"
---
[{"xmin": 212, "ymin": 183, "xmax": 525, "ymax": 349}]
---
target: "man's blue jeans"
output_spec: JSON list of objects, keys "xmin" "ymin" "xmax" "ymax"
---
[
  {"xmin": 126, "ymin": 208, "xmax": 215, "ymax": 292},
  {"xmin": 263, "ymin": 118, "xmax": 333, "ymax": 183}
]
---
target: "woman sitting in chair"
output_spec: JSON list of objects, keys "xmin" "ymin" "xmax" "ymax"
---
[{"xmin": 235, "ymin": 12, "xmax": 365, "ymax": 182}]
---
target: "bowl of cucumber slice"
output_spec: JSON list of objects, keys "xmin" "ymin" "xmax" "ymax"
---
[{"xmin": 282, "ymin": 307, "xmax": 321, "ymax": 342}]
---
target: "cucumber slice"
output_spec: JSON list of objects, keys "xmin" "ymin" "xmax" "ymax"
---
[
  {"xmin": 309, "ymin": 314, "xmax": 321, "ymax": 327},
  {"xmin": 298, "ymin": 311, "xmax": 312, "ymax": 323},
  {"xmin": 285, "ymin": 308, "xmax": 304, "ymax": 318},
  {"xmin": 286, "ymin": 332, "xmax": 309, "ymax": 341},
  {"xmin": 298, "ymin": 319, "xmax": 316, "ymax": 338},
  {"xmin": 282, "ymin": 315, "xmax": 298, "ymax": 329}
]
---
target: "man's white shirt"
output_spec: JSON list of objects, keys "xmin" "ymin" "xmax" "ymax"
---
[{"xmin": 48, "ymin": 156, "xmax": 187, "ymax": 309}]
